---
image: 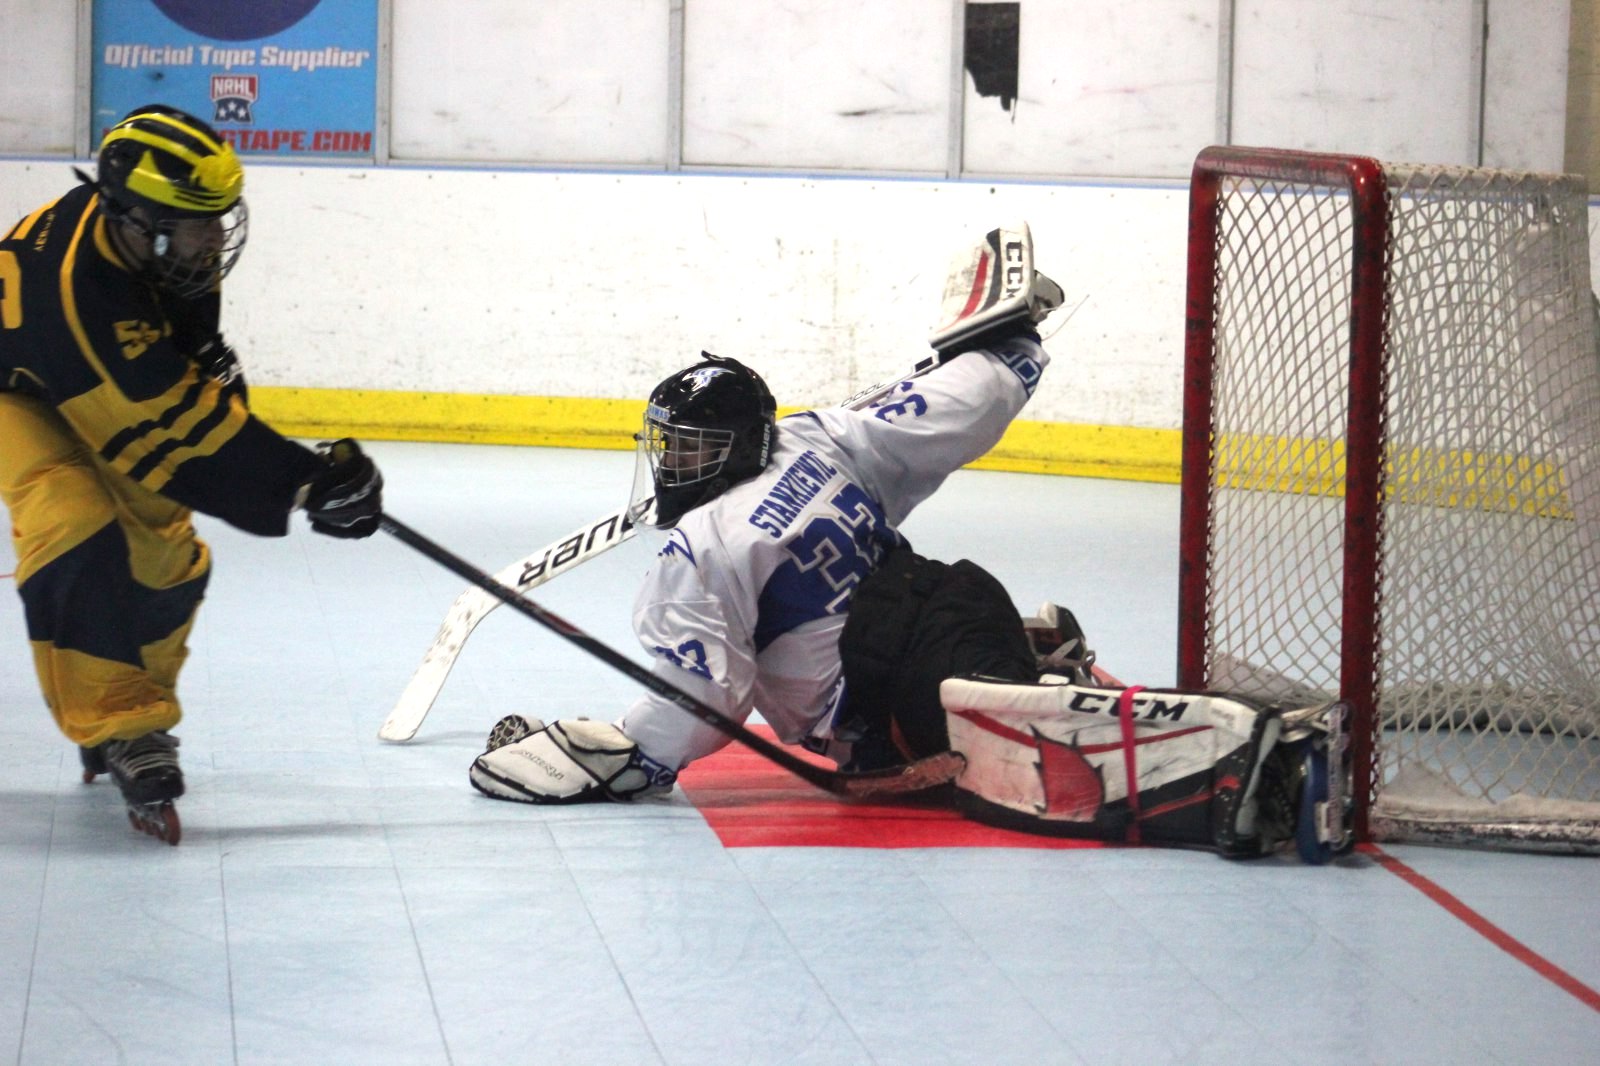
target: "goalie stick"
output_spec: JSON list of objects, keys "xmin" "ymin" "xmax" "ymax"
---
[
  {"xmin": 379, "ymin": 351, "xmax": 951, "ymax": 742},
  {"xmin": 379, "ymin": 514, "xmax": 965, "ymax": 797}
]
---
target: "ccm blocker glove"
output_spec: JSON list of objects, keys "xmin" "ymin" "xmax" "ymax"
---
[{"xmin": 300, "ymin": 438, "xmax": 383, "ymax": 538}]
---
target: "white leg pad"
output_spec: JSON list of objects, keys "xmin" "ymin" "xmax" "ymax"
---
[{"xmin": 942, "ymin": 676, "xmax": 1283, "ymax": 852}]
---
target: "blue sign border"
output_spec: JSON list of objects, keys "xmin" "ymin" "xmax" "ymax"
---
[{"xmin": 92, "ymin": 0, "xmax": 378, "ymax": 158}]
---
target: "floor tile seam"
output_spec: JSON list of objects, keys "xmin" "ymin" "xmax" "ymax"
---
[
  {"xmin": 1079, "ymin": 871, "xmax": 1275, "ymax": 1051},
  {"xmin": 11, "ymin": 753, "xmax": 64, "ymax": 1066},
  {"xmin": 738, "ymin": 866, "xmax": 882, "ymax": 1065},
  {"xmin": 217, "ymin": 850, "xmax": 241, "ymax": 1065},
  {"xmin": 560, "ymin": 841, "xmax": 672, "ymax": 1066},
  {"xmin": 376, "ymin": 859, "xmax": 457, "ymax": 1065},
  {"xmin": 903, "ymin": 856, "xmax": 1096, "ymax": 1065},
  {"xmin": 364, "ymin": 727, "xmax": 470, "ymax": 1066},
  {"xmin": 1292, "ymin": 882, "xmax": 1551, "ymax": 1057}
]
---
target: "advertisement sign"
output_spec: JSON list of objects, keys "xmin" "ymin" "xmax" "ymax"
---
[{"xmin": 92, "ymin": 1, "xmax": 379, "ymax": 158}]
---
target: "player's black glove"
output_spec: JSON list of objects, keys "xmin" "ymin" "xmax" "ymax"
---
[
  {"xmin": 301, "ymin": 439, "xmax": 383, "ymax": 539},
  {"xmin": 194, "ymin": 335, "xmax": 247, "ymax": 399}
]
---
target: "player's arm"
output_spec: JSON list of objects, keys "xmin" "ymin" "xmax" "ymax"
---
[
  {"xmin": 161, "ymin": 287, "xmax": 247, "ymax": 394},
  {"xmin": 56, "ymin": 352, "xmax": 316, "ymax": 535},
  {"xmin": 53, "ymin": 297, "xmax": 371, "ymax": 537},
  {"xmin": 616, "ymin": 532, "xmax": 761, "ymax": 768}
]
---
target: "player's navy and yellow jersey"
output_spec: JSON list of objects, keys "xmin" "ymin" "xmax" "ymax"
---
[{"xmin": 0, "ymin": 183, "xmax": 317, "ymax": 534}]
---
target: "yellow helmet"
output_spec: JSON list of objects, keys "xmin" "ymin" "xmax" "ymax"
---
[{"xmin": 90, "ymin": 104, "xmax": 248, "ymax": 295}]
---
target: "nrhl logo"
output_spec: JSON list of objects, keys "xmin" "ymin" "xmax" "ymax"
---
[{"xmin": 212, "ymin": 74, "xmax": 258, "ymax": 124}]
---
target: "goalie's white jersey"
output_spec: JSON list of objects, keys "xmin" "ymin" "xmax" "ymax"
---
[{"xmin": 618, "ymin": 339, "xmax": 1049, "ymax": 770}]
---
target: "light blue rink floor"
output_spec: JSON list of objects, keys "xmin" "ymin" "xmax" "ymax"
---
[{"xmin": 1, "ymin": 441, "xmax": 1597, "ymax": 1066}]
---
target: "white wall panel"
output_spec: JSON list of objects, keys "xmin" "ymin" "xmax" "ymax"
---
[
  {"xmin": 0, "ymin": 1, "xmax": 1579, "ymax": 178},
  {"xmin": 0, "ymin": 160, "xmax": 1191, "ymax": 428},
  {"xmin": 1483, "ymin": 0, "xmax": 1571, "ymax": 172},
  {"xmin": 963, "ymin": 0, "xmax": 1220, "ymax": 179},
  {"xmin": 389, "ymin": 0, "xmax": 671, "ymax": 164},
  {"xmin": 1231, "ymin": 0, "xmax": 1479, "ymax": 164},
  {"xmin": 682, "ymin": 0, "xmax": 950, "ymax": 171},
  {"xmin": 0, "ymin": 0, "xmax": 78, "ymax": 154},
  {"xmin": 4, "ymin": 159, "xmax": 1597, "ymax": 436}
]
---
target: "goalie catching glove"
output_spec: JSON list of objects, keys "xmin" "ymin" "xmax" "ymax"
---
[{"xmin": 469, "ymin": 715, "xmax": 678, "ymax": 804}]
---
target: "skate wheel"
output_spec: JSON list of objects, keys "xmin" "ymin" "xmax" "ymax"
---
[
  {"xmin": 127, "ymin": 802, "xmax": 182, "ymax": 846},
  {"xmin": 1292, "ymin": 742, "xmax": 1356, "ymax": 857},
  {"xmin": 1295, "ymin": 748, "xmax": 1337, "ymax": 865},
  {"xmin": 79, "ymin": 745, "xmax": 107, "ymax": 784}
]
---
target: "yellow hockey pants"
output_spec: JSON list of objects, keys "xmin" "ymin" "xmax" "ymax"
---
[{"xmin": 0, "ymin": 393, "xmax": 210, "ymax": 746}]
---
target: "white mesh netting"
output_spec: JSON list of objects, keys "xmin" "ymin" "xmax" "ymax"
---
[{"xmin": 1199, "ymin": 158, "xmax": 1600, "ymax": 849}]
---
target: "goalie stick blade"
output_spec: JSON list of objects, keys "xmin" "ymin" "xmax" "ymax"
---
[
  {"xmin": 828, "ymin": 751, "xmax": 966, "ymax": 798},
  {"xmin": 379, "ymin": 585, "xmax": 501, "ymax": 741}
]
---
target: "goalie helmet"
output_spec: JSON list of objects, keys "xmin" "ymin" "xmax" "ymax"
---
[
  {"xmin": 630, "ymin": 353, "xmax": 776, "ymax": 529},
  {"xmin": 87, "ymin": 104, "xmax": 249, "ymax": 298}
]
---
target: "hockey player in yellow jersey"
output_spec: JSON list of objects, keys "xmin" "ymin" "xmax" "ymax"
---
[{"xmin": 0, "ymin": 104, "xmax": 384, "ymax": 843}]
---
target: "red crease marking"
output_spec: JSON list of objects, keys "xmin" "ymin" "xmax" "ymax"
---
[{"xmin": 678, "ymin": 726, "xmax": 1103, "ymax": 851}]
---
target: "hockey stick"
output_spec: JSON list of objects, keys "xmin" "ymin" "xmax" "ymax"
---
[
  {"xmin": 378, "ymin": 514, "xmax": 965, "ymax": 797},
  {"xmin": 379, "ymin": 351, "xmax": 949, "ymax": 742}
]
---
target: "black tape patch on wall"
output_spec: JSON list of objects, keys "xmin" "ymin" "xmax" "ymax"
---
[{"xmin": 965, "ymin": 3, "xmax": 1020, "ymax": 112}]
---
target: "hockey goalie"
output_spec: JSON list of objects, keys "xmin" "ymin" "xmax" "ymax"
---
[{"xmin": 464, "ymin": 219, "xmax": 1352, "ymax": 863}]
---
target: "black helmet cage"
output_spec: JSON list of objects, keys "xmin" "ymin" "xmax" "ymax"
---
[
  {"xmin": 634, "ymin": 354, "xmax": 776, "ymax": 528},
  {"xmin": 89, "ymin": 105, "xmax": 249, "ymax": 298}
]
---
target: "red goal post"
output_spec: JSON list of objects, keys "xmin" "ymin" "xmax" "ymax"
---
[{"xmin": 1179, "ymin": 145, "xmax": 1600, "ymax": 851}]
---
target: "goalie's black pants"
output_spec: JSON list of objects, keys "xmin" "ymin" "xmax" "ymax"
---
[{"xmin": 838, "ymin": 546, "xmax": 1034, "ymax": 769}]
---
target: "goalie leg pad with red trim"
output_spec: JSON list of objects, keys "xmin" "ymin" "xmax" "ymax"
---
[{"xmin": 941, "ymin": 677, "xmax": 1284, "ymax": 855}]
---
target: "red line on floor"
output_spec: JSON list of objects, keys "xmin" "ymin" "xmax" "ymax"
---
[
  {"xmin": 1364, "ymin": 844, "xmax": 1600, "ymax": 1013},
  {"xmin": 678, "ymin": 726, "xmax": 1103, "ymax": 850}
]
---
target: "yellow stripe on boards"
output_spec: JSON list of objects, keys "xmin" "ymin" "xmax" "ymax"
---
[
  {"xmin": 249, "ymin": 387, "xmax": 646, "ymax": 450},
  {"xmin": 966, "ymin": 419, "xmax": 1180, "ymax": 483},
  {"xmin": 247, "ymin": 386, "xmax": 1186, "ymax": 484}
]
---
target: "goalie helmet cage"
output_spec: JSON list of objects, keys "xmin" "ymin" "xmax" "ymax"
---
[{"xmin": 1179, "ymin": 145, "xmax": 1600, "ymax": 852}]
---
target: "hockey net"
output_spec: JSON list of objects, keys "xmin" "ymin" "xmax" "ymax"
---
[{"xmin": 1180, "ymin": 146, "xmax": 1600, "ymax": 851}]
